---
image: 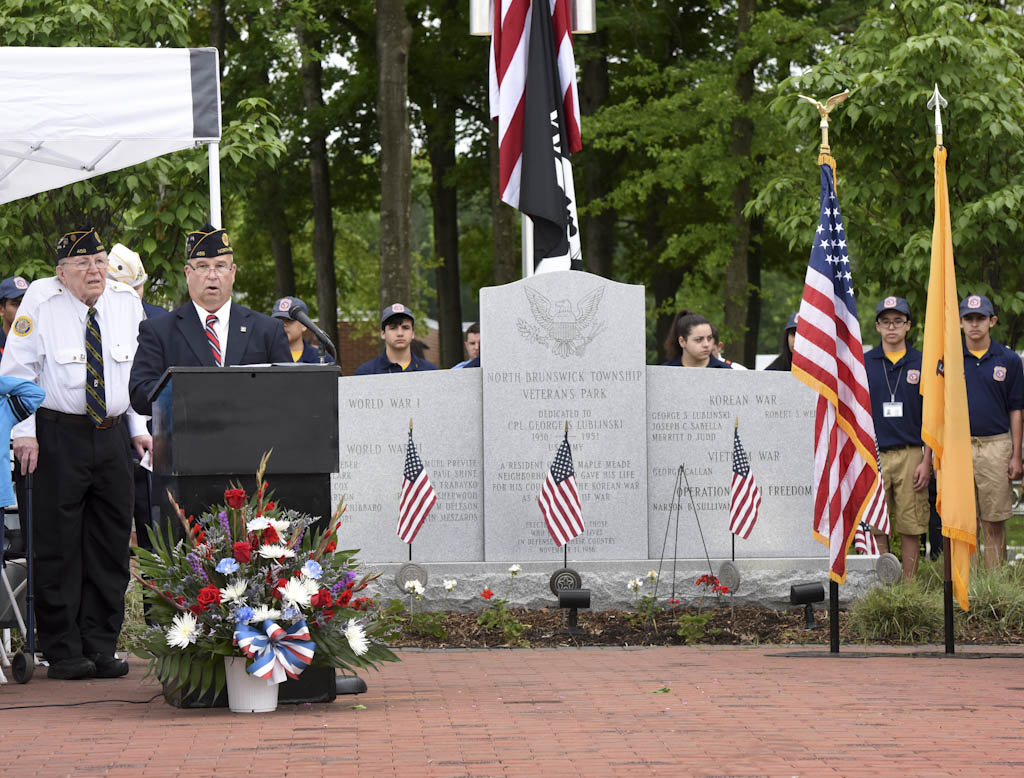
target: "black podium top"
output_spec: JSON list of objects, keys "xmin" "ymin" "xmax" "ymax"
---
[{"xmin": 152, "ymin": 365, "xmax": 339, "ymax": 476}]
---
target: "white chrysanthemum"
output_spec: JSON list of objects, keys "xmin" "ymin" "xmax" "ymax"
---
[
  {"xmin": 508, "ymin": 564, "xmax": 521, "ymax": 576},
  {"xmin": 220, "ymin": 580, "xmax": 248, "ymax": 605},
  {"xmin": 443, "ymin": 578, "xmax": 457, "ymax": 592},
  {"xmin": 279, "ymin": 577, "xmax": 314, "ymax": 609},
  {"xmin": 250, "ymin": 604, "xmax": 282, "ymax": 623},
  {"xmin": 268, "ymin": 518, "xmax": 290, "ymax": 534},
  {"xmin": 246, "ymin": 516, "xmax": 271, "ymax": 531},
  {"xmin": 627, "ymin": 577, "xmax": 642, "ymax": 593},
  {"xmin": 165, "ymin": 612, "xmax": 199, "ymax": 649},
  {"xmin": 646, "ymin": 570, "xmax": 658, "ymax": 582},
  {"xmin": 258, "ymin": 544, "xmax": 296, "ymax": 560},
  {"xmin": 344, "ymin": 619, "xmax": 369, "ymax": 656},
  {"xmin": 404, "ymin": 579, "xmax": 425, "ymax": 596}
]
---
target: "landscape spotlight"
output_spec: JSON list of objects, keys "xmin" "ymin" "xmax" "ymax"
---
[
  {"xmin": 557, "ymin": 588, "xmax": 590, "ymax": 635},
  {"xmin": 790, "ymin": 582, "xmax": 825, "ymax": 630}
]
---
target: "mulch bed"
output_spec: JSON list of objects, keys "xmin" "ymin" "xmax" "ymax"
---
[{"xmin": 388, "ymin": 605, "xmax": 1024, "ymax": 649}]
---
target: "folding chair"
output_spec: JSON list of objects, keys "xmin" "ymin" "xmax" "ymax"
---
[{"xmin": 0, "ymin": 476, "xmax": 36, "ymax": 683}]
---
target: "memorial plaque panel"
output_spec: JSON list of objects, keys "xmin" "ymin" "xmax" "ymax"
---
[
  {"xmin": 647, "ymin": 368, "xmax": 821, "ymax": 559},
  {"xmin": 482, "ymin": 272, "xmax": 648, "ymax": 561},
  {"xmin": 330, "ymin": 370, "xmax": 483, "ymax": 563}
]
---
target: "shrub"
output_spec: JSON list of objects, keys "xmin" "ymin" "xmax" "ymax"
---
[{"xmin": 849, "ymin": 582, "xmax": 943, "ymax": 642}]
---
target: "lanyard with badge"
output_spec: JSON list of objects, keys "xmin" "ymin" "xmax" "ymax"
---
[{"xmin": 883, "ymin": 360, "xmax": 904, "ymax": 418}]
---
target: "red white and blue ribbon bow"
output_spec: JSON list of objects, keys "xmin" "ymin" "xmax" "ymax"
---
[{"xmin": 233, "ymin": 619, "xmax": 315, "ymax": 684}]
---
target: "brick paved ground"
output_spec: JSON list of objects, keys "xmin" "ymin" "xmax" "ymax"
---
[{"xmin": 2, "ymin": 646, "xmax": 1024, "ymax": 777}]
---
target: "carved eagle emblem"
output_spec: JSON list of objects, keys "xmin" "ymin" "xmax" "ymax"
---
[{"xmin": 516, "ymin": 286, "xmax": 605, "ymax": 358}]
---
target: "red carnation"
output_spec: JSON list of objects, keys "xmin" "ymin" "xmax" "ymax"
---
[
  {"xmin": 197, "ymin": 585, "xmax": 222, "ymax": 607},
  {"xmin": 263, "ymin": 526, "xmax": 280, "ymax": 545},
  {"xmin": 337, "ymin": 590, "xmax": 352, "ymax": 607},
  {"xmin": 351, "ymin": 597, "xmax": 372, "ymax": 611},
  {"xmin": 311, "ymin": 589, "xmax": 332, "ymax": 608},
  {"xmin": 324, "ymin": 540, "xmax": 337, "ymax": 553},
  {"xmin": 233, "ymin": 542, "xmax": 252, "ymax": 563},
  {"xmin": 224, "ymin": 488, "xmax": 246, "ymax": 509},
  {"xmin": 271, "ymin": 577, "xmax": 289, "ymax": 600},
  {"xmin": 189, "ymin": 604, "xmax": 205, "ymax": 617},
  {"xmin": 481, "ymin": 588, "xmax": 494, "ymax": 600},
  {"xmin": 323, "ymin": 609, "xmax": 335, "ymax": 623}
]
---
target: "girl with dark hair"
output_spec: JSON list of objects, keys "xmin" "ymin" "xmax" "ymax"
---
[
  {"xmin": 764, "ymin": 313, "xmax": 798, "ymax": 371},
  {"xmin": 661, "ymin": 310, "xmax": 732, "ymax": 368}
]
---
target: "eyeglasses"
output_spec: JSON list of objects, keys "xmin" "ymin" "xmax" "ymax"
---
[
  {"xmin": 187, "ymin": 260, "xmax": 234, "ymax": 276},
  {"xmin": 878, "ymin": 319, "xmax": 908, "ymax": 329},
  {"xmin": 60, "ymin": 257, "xmax": 108, "ymax": 271}
]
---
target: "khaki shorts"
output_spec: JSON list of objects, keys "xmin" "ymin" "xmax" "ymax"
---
[
  {"xmin": 880, "ymin": 446, "xmax": 929, "ymax": 536},
  {"xmin": 972, "ymin": 433, "xmax": 1013, "ymax": 524}
]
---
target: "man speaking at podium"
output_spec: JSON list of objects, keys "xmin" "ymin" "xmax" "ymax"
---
[{"xmin": 129, "ymin": 224, "xmax": 290, "ymax": 416}]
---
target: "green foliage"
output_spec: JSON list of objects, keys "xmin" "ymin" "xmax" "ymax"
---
[
  {"xmin": 759, "ymin": 0, "xmax": 1024, "ymax": 347},
  {"xmin": 476, "ymin": 599, "xmax": 528, "ymax": 646},
  {"xmin": 848, "ymin": 580, "xmax": 944, "ymax": 642},
  {"xmin": 957, "ymin": 562, "xmax": 1024, "ymax": 635},
  {"xmin": 676, "ymin": 612, "xmax": 720, "ymax": 645}
]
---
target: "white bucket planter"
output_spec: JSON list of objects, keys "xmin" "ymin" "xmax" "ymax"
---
[{"xmin": 224, "ymin": 657, "xmax": 279, "ymax": 713}]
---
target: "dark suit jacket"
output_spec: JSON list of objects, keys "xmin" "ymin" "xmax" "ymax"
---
[{"xmin": 129, "ymin": 301, "xmax": 291, "ymax": 415}]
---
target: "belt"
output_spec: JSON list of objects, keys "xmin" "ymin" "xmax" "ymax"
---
[
  {"xmin": 37, "ymin": 407, "xmax": 123, "ymax": 430},
  {"xmin": 879, "ymin": 444, "xmax": 917, "ymax": 453}
]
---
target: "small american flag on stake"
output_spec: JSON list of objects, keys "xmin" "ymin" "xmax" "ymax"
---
[
  {"xmin": 728, "ymin": 421, "xmax": 762, "ymax": 540},
  {"xmin": 854, "ymin": 521, "xmax": 880, "ymax": 556},
  {"xmin": 397, "ymin": 422, "xmax": 437, "ymax": 544},
  {"xmin": 538, "ymin": 424, "xmax": 584, "ymax": 547}
]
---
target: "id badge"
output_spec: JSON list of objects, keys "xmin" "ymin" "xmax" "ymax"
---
[{"xmin": 883, "ymin": 401, "xmax": 904, "ymax": 418}]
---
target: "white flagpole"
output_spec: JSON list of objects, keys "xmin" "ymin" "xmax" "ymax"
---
[{"xmin": 208, "ymin": 142, "xmax": 222, "ymax": 229}]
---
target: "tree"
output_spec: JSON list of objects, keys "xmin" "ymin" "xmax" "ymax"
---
[{"xmin": 756, "ymin": 0, "xmax": 1024, "ymax": 346}]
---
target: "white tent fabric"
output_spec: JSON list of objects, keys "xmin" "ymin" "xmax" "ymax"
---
[{"xmin": 0, "ymin": 47, "xmax": 221, "ymax": 205}]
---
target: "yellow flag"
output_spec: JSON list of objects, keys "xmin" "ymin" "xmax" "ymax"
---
[{"xmin": 920, "ymin": 145, "xmax": 976, "ymax": 610}]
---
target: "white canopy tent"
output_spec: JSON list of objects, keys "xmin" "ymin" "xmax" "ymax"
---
[{"xmin": 0, "ymin": 47, "xmax": 222, "ymax": 224}]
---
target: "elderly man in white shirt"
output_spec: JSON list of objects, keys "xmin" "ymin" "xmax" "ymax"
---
[{"xmin": 0, "ymin": 225, "xmax": 150, "ymax": 681}]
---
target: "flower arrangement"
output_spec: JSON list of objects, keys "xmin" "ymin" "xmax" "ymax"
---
[{"xmin": 131, "ymin": 453, "xmax": 398, "ymax": 699}]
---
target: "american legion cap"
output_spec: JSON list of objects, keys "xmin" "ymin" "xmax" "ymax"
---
[
  {"xmin": 107, "ymin": 243, "xmax": 147, "ymax": 287},
  {"xmin": 55, "ymin": 225, "xmax": 104, "ymax": 262}
]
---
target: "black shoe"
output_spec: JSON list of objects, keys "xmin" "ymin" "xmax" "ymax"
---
[
  {"xmin": 47, "ymin": 657, "xmax": 97, "ymax": 680},
  {"xmin": 90, "ymin": 654, "xmax": 130, "ymax": 678}
]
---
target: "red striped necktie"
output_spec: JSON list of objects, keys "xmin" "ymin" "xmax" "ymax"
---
[{"xmin": 205, "ymin": 314, "xmax": 222, "ymax": 366}]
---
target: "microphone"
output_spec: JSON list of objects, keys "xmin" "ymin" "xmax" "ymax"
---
[{"xmin": 289, "ymin": 307, "xmax": 337, "ymax": 363}]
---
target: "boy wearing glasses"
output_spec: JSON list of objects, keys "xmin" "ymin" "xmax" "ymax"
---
[
  {"xmin": 129, "ymin": 224, "xmax": 290, "ymax": 416},
  {"xmin": 0, "ymin": 226, "xmax": 151, "ymax": 680},
  {"xmin": 865, "ymin": 296, "xmax": 931, "ymax": 581},
  {"xmin": 959, "ymin": 294, "xmax": 1024, "ymax": 569}
]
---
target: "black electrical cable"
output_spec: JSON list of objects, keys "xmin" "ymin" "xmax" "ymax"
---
[{"xmin": 0, "ymin": 692, "xmax": 162, "ymax": 710}]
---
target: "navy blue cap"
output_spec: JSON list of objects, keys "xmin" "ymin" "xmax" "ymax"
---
[
  {"xmin": 960, "ymin": 294, "xmax": 995, "ymax": 317},
  {"xmin": 0, "ymin": 276, "xmax": 29, "ymax": 301},
  {"xmin": 875, "ymin": 296, "xmax": 911, "ymax": 319},
  {"xmin": 380, "ymin": 303, "xmax": 414, "ymax": 327},
  {"xmin": 784, "ymin": 312, "xmax": 799, "ymax": 331},
  {"xmin": 271, "ymin": 296, "xmax": 309, "ymax": 320}
]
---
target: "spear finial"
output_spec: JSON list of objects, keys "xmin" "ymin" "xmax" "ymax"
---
[
  {"xmin": 409, "ymin": 417, "xmax": 413, "ymax": 432},
  {"xmin": 927, "ymin": 84, "xmax": 948, "ymax": 147}
]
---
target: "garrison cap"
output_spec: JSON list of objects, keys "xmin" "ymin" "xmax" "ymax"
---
[
  {"xmin": 106, "ymin": 243, "xmax": 147, "ymax": 287},
  {"xmin": 55, "ymin": 225, "xmax": 105, "ymax": 262},
  {"xmin": 185, "ymin": 224, "xmax": 233, "ymax": 261}
]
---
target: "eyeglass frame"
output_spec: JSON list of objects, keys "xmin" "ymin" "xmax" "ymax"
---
[
  {"xmin": 877, "ymin": 317, "xmax": 909, "ymax": 329},
  {"xmin": 59, "ymin": 256, "xmax": 108, "ymax": 271},
  {"xmin": 186, "ymin": 259, "xmax": 235, "ymax": 276}
]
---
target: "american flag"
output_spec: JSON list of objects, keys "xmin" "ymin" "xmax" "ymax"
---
[
  {"xmin": 490, "ymin": 0, "xmax": 582, "ymax": 272},
  {"xmin": 538, "ymin": 431, "xmax": 584, "ymax": 547},
  {"xmin": 397, "ymin": 429, "xmax": 437, "ymax": 544},
  {"xmin": 728, "ymin": 424, "xmax": 762, "ymax": 540},
  {"xmin": 854, "ymin": 521, "xmax": 880, "ymax": 556},
  {"xmin": 791, "ymin": 159, "xmax": 888, "ymax": 584}
]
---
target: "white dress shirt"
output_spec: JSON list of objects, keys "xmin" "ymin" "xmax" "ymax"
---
[
  {"xmin": 191, "ymin": 298, "xmax": 232, "ymax": 363},
  {"xmin": 0, "ymin": 277, "xmax": 147, "ymax": 438}
]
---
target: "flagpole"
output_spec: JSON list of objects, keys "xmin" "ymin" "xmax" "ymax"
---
[
  {"xmin": 927, "ymin": 83, "xmax": 956, "ymax": 655},
  {"xmin": 563, "ymin": 421, "xmax": 569, "ymax": 566},
  {"xmin": 732, "ymin": 417, "xmax": 737, "ymax": 562},
  {"xmin": 409, "ymin": 418, "xmax": 414, "ymax": 563}
]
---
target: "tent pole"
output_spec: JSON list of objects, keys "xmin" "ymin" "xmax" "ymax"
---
[{"xmin": 208, "ymin": 142, "xmax": 222, "ymax": 228}]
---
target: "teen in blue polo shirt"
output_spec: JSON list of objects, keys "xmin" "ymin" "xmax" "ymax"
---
[
  {"xmin": 353, "ymin": 304, "xmax": 439, "ymax": 375},
  {"xmin": 864, "ymin": 296, "xmax": 931, "ymax": 580},
  {"xmin": 271, "ymin": 296, "xmax": 334, "ymax": 364},
  {"xmin": 660, "ymin": 311, "xmax": 732, "ymax": 368},
  {"xmin": 960, "ymin": 293, "xmax": 1024, "ymax": 569}
]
